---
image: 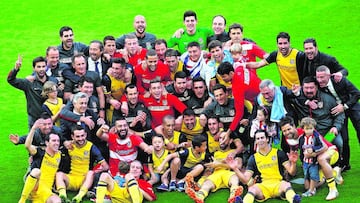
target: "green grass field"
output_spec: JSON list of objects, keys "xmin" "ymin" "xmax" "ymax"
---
[{"xmin": 1, "ymin": 0, "xmax": 359, "ymax": 202}]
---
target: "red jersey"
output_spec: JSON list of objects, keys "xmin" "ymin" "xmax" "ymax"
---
[
  {"xmin": 141, "ymin": 94, "xmax": 187, "ymax": 128},
  {"xmin": 241, "ymin": 41, "xmax": 267, "ymax": 75},
  {"xmin": 107, "ymin": 133, "xmax": 144, "ymax": 176},
  {"xmin": 134, "ymin": 61, "xmax": 171, "ymax": 94},
  {"xmin": 117, "ymin": 48, "xmax": 147, "ymax": 67},
  {"xmin": 138, "ymin": 179, "xmax": 157, "ymax": 200},
  {"xmin": 230, "ymin": 65, "xmax": 261, "ymax": 131}
]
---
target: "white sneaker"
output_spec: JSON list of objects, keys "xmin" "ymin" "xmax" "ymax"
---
[
  {"xmin": 325, "ymin": 189, "xmax": 339, "ymax": 201},
  {"xmin": 334, "ymin": 166, "xmax": 344, "ymax": 185}
]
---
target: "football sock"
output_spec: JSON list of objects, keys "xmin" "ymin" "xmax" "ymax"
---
[
  {"xmin": 243, "ymin": 192, "xmax": 255, "ymax": 203},
  {"xmin": 75, "ymin": 186, "xmax": 88, "ymax": 200},
  {"xmin": 19, "ymin": 175, "xmax": 37, "ymax": 203},
  {"xmin": 285, "ymin": 188, "xmax": 296, "ymax": 202},
  {"xmin": 57, "ymin": 186, "xmax": 67, "ymax": 198},
  {"xmin": 128, "ymin": 178, "xmax": 142, "ymax": 202},
  {"xmin": 326, "ymin": 177, "xmax": 336, "ymax": 190},
  {"xmin": 96, "ymin": 181, "xmax": 108, "ymax": 203}
]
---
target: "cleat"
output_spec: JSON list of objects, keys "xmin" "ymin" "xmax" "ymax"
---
[
  {"xmin": 156, "ymin": 183, "xmax": 169, "ymax": 192},
  {"xmin": 228, "ymin": 186, "xmax": 243, "ymax": 203},
  {"xmin": 169, "ymin": 180, "xmax": 177, "ymax": 191},
  {"xmin": 177, "ymin": 181, "xmax": 185, "ymax": 192},
  {"xmin": 293, "ymin": 194, "xmax": 301, "ymax": 203},
  {"xmin": 60, "ymin": 195, "xmax": 71, "ymax": 203},
  {"xmin": 302, "ymin": 189, "xmax": 315, "ymax": 197},
  {"xmin": 325, "ymin": 189, "xmax": 339, "ymax": 201},
  {"xmin": 334, "ymin": 166, "xmax": 344, "ymax": 185},
  {"xmin": 86, "ymin": 190, "xmax": 96, "ymax": 199},
  {"xmin": 234, "ymin": 196, "xmax": 243, "ymax": 203},
  {"xmin": 186, "ymin": 187, "xmax": 204, "ymax": 203},
  {"xmin": 72, "ymin": 195, "xmax": 82, "ymax": 203},
  {"xmin": 185, "ymin": 174, "xmax": 200, "ymax": 191}
]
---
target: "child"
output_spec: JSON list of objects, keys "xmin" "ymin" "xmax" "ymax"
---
[
  {"xmin": 147, "ymin": 134, "xmax": 171, "ymax": 191},
  {"xmin": 41, "ymin": 81, "xmax": 64, "ymax": 127},
  {"xmin": 299, "ymin": 117, "xmax": 326, "ymax": 197},
  {"xmin": 229, "ymin": 43, "xmax": 245, "ymax": 70},
  {"xmin": 250, "ymin": 106, "xmax": 278, "ymax": 151}
]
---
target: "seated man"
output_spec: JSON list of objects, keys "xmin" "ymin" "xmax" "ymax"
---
[
  {"xmin": 18, "ymin": 118, "xmax": 63, "ymax": 203},
  {"xmin": 96, "ymin": 160, "xmax": 156, "ymax": 203},
  {"xmin": 227, "ymin": 129, "xmax": 301, "ymax": 203},
  {"xmin": 157, "ymin": 135, "xmax": 208, "ymax": 192},
  {"xmin": 185, "ymin": 132, "xmax": 243, "ymax": 203},
  {"xmin": 56, "ymin": 125, "xmax": 109, "ymax": 203}
]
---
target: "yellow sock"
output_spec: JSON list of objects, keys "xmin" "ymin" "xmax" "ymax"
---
[
  {"xmin": 198, "ymin": 189, "xmax": 208, "ymax": 199},
  {"xmin": 326, "ymin": 177, "xmax": 336, "ymax": 190},
  {"xmin": 243, "ymin": 193, "xmax": 255, "ymax": 203},
  {"xmin": 75, "ymin": 186, "xmax": 88, "ymax": 199},
  {"xmin": 285, "ymin": 189, "xmax": 296, "ymax": 202},
  {"xmin": 57, "ymin": 187, "xmax": 67, "ymax": 198},
  {"xmin": 19, "ymin": 175, "xmax": 37, "ymax": 203},
  {"xmin": 128, "ymin": 179, "xmax": 143, "ymax": 203},
  {"xmin": 96, "ymin": 181, "xmax": 108, "ymax": 203}
]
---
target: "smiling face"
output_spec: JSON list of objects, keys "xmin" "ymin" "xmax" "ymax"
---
[
  {"xmin": 125, "ymin": 38, "xmax": 139, "ymax": 55},
  {"xmin": 134, "ymin": 15, "xmax": 146, "ymax": 35},
  {"xmin": 34, "ymin": 61, "xmax": 47, "ymax": 79},
  {"xmin": 174, "ymin": 77, "xmax": 187, "ymax": 94},
  {"xmin": 207, "ymin": 118, "xmax": 220, "ymax": 135},
  {"xmin": 163, "ymin": 117, "xmax": 175, "ymax": 137},
  {"xmin": 210, "ymin": 46, "xmax": 223, "ymax": 63},
  {"xmin": 73, "ymin": 97, "xmax": 88, "ymax": 114},
  {"xmin": 277, "ymin": 37, "xmax": 290, "ymax": 56},
  {"xmin": 188, "ymin": 45, "xmax": 201, "ymax": 62},
  {"xmin": 129, "ymin": 161, "xmax": 143, "ymax": 179},
  {"xmin": 89, "ymin": 42, "xmax": 102, "ymax": 61},
  {"xmin": 115, "ymin": 119, "xmax": 129, "ymax": 139},
  {"xmin": 40, "ymin": 118, "xmax": 53, "ymax": 135},
  {"xmin": 104, "ymin": 39, "xmax": 116, "ymax": 56},
  {"xmin": 281, "ymin": 123, "xmax": 298, "ymax": 140},
  {"xmin": 46, "ymin": 133, "xmax": 60, "ymax": 153},
  {"xmin": 229, "ymin": 28, "xmax": 243, "ymax": 43},
  {"xmin": 46, "ymin": 49, "xmax": 59, "ymax": 68},
  {"xmin": 125, "ymin": 86, "xmax": 139, "ymax": 106},
  {"xmin": 152, "ymin": 136, "xmax": 165, "ymax": 151},
  {"xmin": 303, "ymin": 82, "xmax": 318, "ymax": 99},
  {"xmin": 150, "ymin": 82, "xmax": 163, "ymax": 100},
  {"xmin": 184, "ymin": 16, "xmax": 197, "ymax": 34},
  {"xmin": 183, "ymin": 114, "xmax": 196, "ymax": 130},
  {"xmin": 260, "ymin": 86, "xmax": 275, "ymax": 103},
  {"xmin": 193, "ymin": 80, "xmax": 206, "ymax": 99},
  {"xmin": 304, "ymin": 42, "xmax": 318, "ymax": 60},
  {"xmin": 254, "ymin": 132, "xmax": 268, "ymax": 149},
  {"xmin": 214, "ymin": 88, "xmax": 228, "ymax": 105},
  {"xmin": 212, "ymin": 16, "xmax": 226, "ymax": 35},
  {"xmin": 60, "ymin": 30, "xmax": 74, "ymax": 49},
  {"xmin": 72, "ymin": 129, "xmax": 87, "ymax": 147},
  {"xmin": 316, "ymin": 71, "xmax": 331, "ymax": 88},
  {"xmin": 73, "ymin": 56, "xmax": 87, "ymax": 76}
]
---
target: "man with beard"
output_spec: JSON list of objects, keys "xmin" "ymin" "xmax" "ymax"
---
[
  {"xmin": 179, "ymin": 108, "xmax": 205, "ymax": 142},
  {"xmin": 165, "ymin": 71, "xmax": 193, "ymax": 106},
  {"xmin": 134, "ymin": 49, "xmax": 171, "ymax": 96},
  {"xmin": 57, "ymin": 26, "xmax": 88, "ymax": 66},
  {"xmin": 186, "ymin": 132, "xmax": 243, "ymax": 203},
  {"xmin": 116, "ymin": 15, "xmax": 156, "ymax": 50},
  {"xmin": 204, "ymin": 115, "xmax": 222, "ymax": 154},
  {"xmin": 279, "ymin": 116, "xmax": 341, "ymax": 200},
  {"xmin": 56, "ymin": 125, "xmax": 108, "ymax": 203},
  {"xmin": 302, "ymin": 38, "xmax": 348, "ymax": 82},
  {"xmin": 227, "ymin": 129, "xmax": 301, "ymax": 203},
  {"xmin": 8, "ymin": 56, "xmax": 59, "ymax": 129},
  {"xmin": 187, "ymin": 77, "xmax": 213, "ymax": 116},
  {"xmin": 291, "ymin": 76, "xmax": 345, "ymax": 158},
  {"xmin": 18, "ymin": 120, "xmax": 63, "ymax": 203},
  {"xmin": 247, "ymin": 32, "xmax": 304, "ymax": 88},
  {"xmin": 102, "ymin": 58, "xmax": 129, "ymax": 125},
  {"xmin": 96, "ymin": 117, "xmax": 153, "ymax": 177},
  {"xmin": 87, "ymin": 40, "xmax": 111, "ymax": 78},
  {"xmin": 164, "ymin": 49, "xmax": 184, "ymax": 81},
  {"xmin": 154, "ymin": 39, "xmax": 168, "ymax": 62}
]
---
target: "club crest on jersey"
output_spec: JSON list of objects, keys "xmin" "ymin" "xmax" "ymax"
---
[
  {"xmin": 127, "ymin": 141, "xmax": 132, "ymax": 148},
  {"xmin": 162, "ymin": 100, "xmax": 167, "ymax": 105},
  {"xmin": 229, "ymin": 109, "xmax": 235, "ymax": 116},
  {"xmin": 84, "ymin": 150, "xmax": 89, "ymax": 156},
  {"xmin": 272, "ymin": 155, "xmax": 276, "ymax": 161},
  {"xmin": 198, "ymin": 38, "xmax": 204, "ymax": 45},
  {"xmin": 290, "ymin": 59, "xmax": 295, "ymax": 64}
]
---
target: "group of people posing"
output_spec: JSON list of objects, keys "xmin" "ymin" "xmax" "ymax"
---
[{"xmin": 8, "ymin": 9, "xmax": 360, "ymax": 203}]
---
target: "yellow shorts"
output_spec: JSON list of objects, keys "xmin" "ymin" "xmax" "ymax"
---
[
  {"xmin": 30, "ymin": 184, "xmax": 54, "ymax": 203},
  {"xmin": 109, "ymin": 180, "xmax": 143, "ymax": 203},
  {"xmin": 327, "ymin": 148, "xmax": 339, "ymax": 166},
  {"xmin": 206, "ymin": 169, "xmax": 235, "ymax": 192},
  {"xmin": 67, "ymin": 173, "xmax": 86, "ymax": 191},
  {"xmin": 256, "ymin": 180, "xmax": 283, "ymax": 201}
]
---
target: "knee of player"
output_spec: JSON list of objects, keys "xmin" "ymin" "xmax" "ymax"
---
[{"xmin": 29, "ymin": 168, "xmax": 41, "ymax": 179}]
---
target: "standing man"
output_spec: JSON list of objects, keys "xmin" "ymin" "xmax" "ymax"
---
[
  {"xmin": 8, "ymin": 55, "xmax": 59, "ymax": 129},
  {"xmin": 45, "ymin": 46, "xmax": 69, "ymax": 91},
  {"xmin": 118, "ymin": 34, "xmax": 147, "ymax": 67},
  {"xmin": 87, "ymin": 40, "xmax": 111, "ymax": 78},
  {"xmin": 57, "ymin": 26, "xmax": 88, "ymax": 66},
  {"xmin": 168, "ymin": 10, "xmax": 213, "ymax": 53},
  {"xmin": 116, "ymin": 15, "xmax": 156, "ymax": 49},
  {"xmin": 207, "ymin": 15, "xmax": 230, "ymax": 44},
  {"xmin": 154, "ymin": 39, "xmax": 168, "ymax": 62},
  {"xmin": 316, "ymin": 65, "xmax": 360, "ymax": 171},
  {"xmin": 187, "ymin": 77, "xmax": 213, "ymax": 116},
  {"xmin": 18, "ymin": 119, "xmax": 63, "ymax": 203},
  {"xmin": 247, "ymin": 32, "xmax": 304, "ymax": 88},
  {"xmin": 181, "ymin": 41, "xmax": 209, "ymax": 79},
  {"xmin": 164, "ymin": 49, "xmax": 184, "ymax": 80},
  {"xmin": 165, "ymin": 71, "xmax": 193, "ymax": 107},
  {"xmin": 302, "ymin": 38, "xmax": 348, "ymax": 80}
]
